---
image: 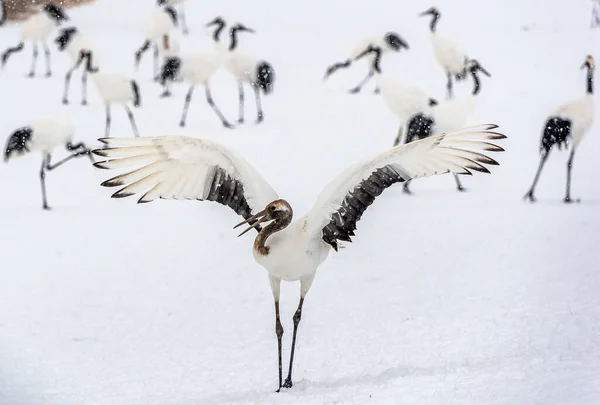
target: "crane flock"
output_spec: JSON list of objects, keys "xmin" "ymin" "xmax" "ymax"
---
[{"xmin": 0, "ymin": 0, "xmax": 595, "ymax": 394}]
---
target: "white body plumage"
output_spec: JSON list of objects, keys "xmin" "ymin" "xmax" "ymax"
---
[
  {"xmin": 430, "ymin": 32, "xmax": 467, "ymax": 75},
  {"xmin": 91, "ymin": 73, "xmax": 137, "ymax": 104},
  {"xmin": 178, "ymin": 51, "xmax": 227, "ymax": 84},
  {"xmin": 143, "ymin": 8, "xmax": 177, "ymax": 41},
  {"xmin": 552, "ymin": 95, "xmax": 594, "ymax": 147},
  {"xmin": 20, "ymin": 12, "xmax": 56, "ymax": 41},
  {"xmin": 24, "ymin": 117, "xmax": 74, "ymax": 155}
]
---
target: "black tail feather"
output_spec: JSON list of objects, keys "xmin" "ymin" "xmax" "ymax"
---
[
  {"xmin": 405, "ymin": 113, "xmax": 434, "ymax": 144},
  {"xmin": 131, "ymin": 80, "xmax": 141, "ymax": 107},
  {"xmin": 1, "ymin": 42, "xmax": 24, "ymax": 67},
  {"xmin": 256, "ymin": 61, "xmax": 275, "ymax": 95},
  {"xmin": 4, "ymin": 127, "xmax": 33, "ymax": 162}
]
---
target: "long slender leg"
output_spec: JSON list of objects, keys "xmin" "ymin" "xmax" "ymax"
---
[
  {"xmin": 454, "ymin": 174, "xmax": 465, "ymax": 192},
  {"xmin": 40, "ymin": 154, "xmax": 50, "ymax": 210},
  {"xmin": 205, "ymin": 85, "xmax": 234, "ymax": 128},
  {"xmin": 62, "ymin": 52, "xmax": 84, "ymax": 104},
  {"xmin": 81, "ymin": 69, "xmax": 88, "ymax": 105},
  {"xmin": 282, "ymin": 297, "xmax": 305, "ymax": 389},
  {"xmin": 28, "ymin": 43, "xmax": 38, "ymax": 77},
  {"xmin": 43, "ymin": 43, "xmax": 51, "ymax": 77},
  {"xmin": 179, "ymin": 85, "xmax": 195, "ymax": 127},
  {"xmin": 564, "ymin": 149, "xmax": 578, "ymax": 203},
  {"xmin": 237, "ymin": 82, "xmax": 245, "ymax": 124},
  {"xmin": 349, "ymin": 69, "xmax": 374, "ymax": 94},
  {"xmin": 446, "ymin": 71, "xmax": 453, "ymax": 100},
  {"xmin": 134, "ymin": 40, "xmax": 151, "ymax": 70},
  {"xmin": 104, "ymin": 104, "xmax": 112, "ymax": 140},
  {"xmin": 269, "ymin": 276, "xmax": 284, "ymax": 392},
  {"xmin": 66, "ymin": 141, "xmax": 94, "ymax": 164},
  {"xmin": 180, "ymin": 4, "xmax": 189, "ymax": 35},
  {"xmin": 253, "ymin": 84, "xmax": 263, "ymax": 124},
  {"xmin": 523, "ymin": 150, "xmax": 550, "ymax": 203},
  {"xmin": 153, "ymin": 43, "xmax": 159, "ymax": 81},
  {"xmin": 124, "ymin": 106, "xmax": 140, "ymax": 137},
  {"xmin": 393, "ymin": 124, "xmax": 404, "ymax": 147},
  {"xmin": 403, "ymin": 180, "xmax": 412, "ymax": 195}
]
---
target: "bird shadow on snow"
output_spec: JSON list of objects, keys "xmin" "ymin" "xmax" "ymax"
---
[{"xmin": 192, "ymin": 362, "xmax": 469, "ymax": 405}]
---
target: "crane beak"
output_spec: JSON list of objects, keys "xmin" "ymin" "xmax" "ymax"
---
[{"xmin": 233, "ymin": 209, "xmax": 268, "ymax": 237}]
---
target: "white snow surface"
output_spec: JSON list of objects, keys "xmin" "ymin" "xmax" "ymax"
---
[{"xmin": 1, "ymin": 0, "xmax": 599, "ymax": 404}]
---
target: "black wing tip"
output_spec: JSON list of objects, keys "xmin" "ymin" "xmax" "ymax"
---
[
  {"xmin": 93, "ymin": 161, "xmax": 111, "ymax": 169},
  {"xmin": 100, "ymin": 178, "xmax": 123, "ymax": 187},
  {"xmin": 111, "ymin": 191, "xmax": 135, "ymax": 199}
]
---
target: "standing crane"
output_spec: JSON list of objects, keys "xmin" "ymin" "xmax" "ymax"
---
[
  {"xmin": 523, "ymin": 55, "xmax": 595, "ymax": 203},
  {"xmin": 91, "ymin": 124, "xmax": 506, "ymax": 391}
]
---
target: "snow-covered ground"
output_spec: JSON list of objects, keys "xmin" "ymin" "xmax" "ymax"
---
[{"xmin": 1, "ymin": 0, "xmax": 599, "ymax": 404}]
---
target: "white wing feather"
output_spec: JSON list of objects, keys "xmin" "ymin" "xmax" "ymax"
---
[
  {"xmin": 304, "ymin": 124, "xmax": 506, "ymax": 239},
  {"xmin": 92, "ymin": 136, "xmax": 279, "ymax": 214}
]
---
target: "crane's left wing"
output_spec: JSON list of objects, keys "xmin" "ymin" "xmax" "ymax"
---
[
  {"xmin": 92, "ymin": 136, "xmax": 279, "ymax": 225},
  {"xmin": 303, "ymin": 124, "xmax": 506, "ymax": 251}
]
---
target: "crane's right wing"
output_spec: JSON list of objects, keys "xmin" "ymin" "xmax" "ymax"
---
[{"xmin": 93, "ymin": 136, "xmax": 279, "ymax": 226}]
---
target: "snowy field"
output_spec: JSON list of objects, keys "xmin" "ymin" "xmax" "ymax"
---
[{"xmin": 1, "ymin": 0, "xmax": 599, "ymax": 404}]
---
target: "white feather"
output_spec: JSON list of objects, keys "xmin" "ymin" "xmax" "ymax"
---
[
  {"xmin": 20, "ymin": 12, "xmax": 55, "ymax": 42},
  {"xmin": 552, "ymin": 95, "xmax": 594, "ymax": 147}
]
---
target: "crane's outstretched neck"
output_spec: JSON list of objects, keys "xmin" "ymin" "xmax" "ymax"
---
[
  {"xmin": 254, "ymin": 200, "xmax": 293, "ymax": 256},
  {"xmin": 587, "ymin": 64, "xmax": 594, "ymax": 94}
]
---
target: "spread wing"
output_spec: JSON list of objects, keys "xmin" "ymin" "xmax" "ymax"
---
[
  {"xmin": 92, "ymin": 136, "xmax": 279, "ymax": 227},
  {"xmin": 303, "ymin": 124, "xmax": 506, "ymax": 251}
]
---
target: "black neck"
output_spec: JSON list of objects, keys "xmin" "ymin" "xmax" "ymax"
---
[
  {"xmin": 84, "ymin": 53, "xmax": 98, "ymax": 73},
  {"xmin": 429, "ymin": 14, "xmax": 440, "ymax": 32},
  {"xmin": 471, "ymin": 70, "xmax": 480, "ymax": 95},
  {"xmin": 587, "ymin": 66, "xmax": 594, "ymax": 94},
  {"xmin": 229, "ymin": 29, "xmax": 239, "ymax": 51},
  {"xmin": 213, "ymin": 21, "xmax": 226, "ymax": 42},
  {"xmin": 372, "ymin": 50, "xmax": 382, "ymax": 73}
]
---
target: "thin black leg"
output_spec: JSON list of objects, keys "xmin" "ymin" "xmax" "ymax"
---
[
  {"xmin": 564, "ymin": 149, "xmax": 577, "ymax": 203},
  {"xmin": 62, "ymin": 52, "xmax": 84, "ymax": 104},
  {"xmin": 238, "ymin": 82, "xmax": 245, "ymax": 124},
  {"xmin": 179, "ymin": 85, "xmax": 195, "ymax": 127},
  {"xmin": 454, "ymin": 174, "xmax": 465, "ymax": 192},
  {"xmin": 40, "ymin": 154, "xmax": 50, "ymax": 210},
  {"xmin": 43, "ymin": 44, "xmax": 51, "ymax": 77},
  {"xmin": 66, "ymin": 141, "xmax": 94, "ymax": 164},
  {"xmin": 180, "ymin": 4, "xmax": 189, "ymax": 35},
  {"xmin": 403, "ymin": 180, "xmax": 412, "ymax": 195},
  {"xmin": 104, "ymin": 105, "xmax": 112, "ymax": 140},
  {"xmin": 124, "ymin": 106, "xmax": 140, "ymax": 137},
  {"xmin": 393, "ymin": 124, "xmax": 404, "ymax": 147},
  {"xmin": 253, "ymin": 84, "xmax": 263, "ymax": 124},
  {"xmin": 446, "ymin": 71, "xmax": 453, "ymax": 100},
  {"xmin": 134, "ymin": 40, "xmax": 150, "ymax": 70},
  {"xmin": 523, "ymin": 150, "xmax": 549, "ymax": 203},
  {"xmin": 152, "ymin": 43, "xmax": 159, "ymax": 81},
  {"xmin": 28, "ymin": 43, "xmax": 38, "ymax": 77},
  {"xmin": 282, "ymin": 297, "xmax": 305, "ymax": 389},
  {"xmin": 274, "ymin": 300, "xmax": 284, "ymax": 392},
  {"xmin": 205, "ymin": 85, "xmax": 234, "ymax": 128},
  {"xmin": 81, "ymin": 69, "xmax": 88, "ymax": 105},
  {"xmin": 349, "ymin": 69, "xmax": 374, "ymax": 94}
]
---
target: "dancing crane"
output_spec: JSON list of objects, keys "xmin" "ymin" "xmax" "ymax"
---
[{"xmin": 91, "ymin": 124, "xmax": 506, "ymax": 391}]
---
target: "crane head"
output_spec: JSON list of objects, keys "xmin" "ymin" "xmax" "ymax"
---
[
  {"xmin": 468, "ymin": 60, "xmax": 491, "ymax": 77},
  {"xmin": 419, "ymin": 7, "xmax": 440, "ymax": 18},
  {"xmin": 582, "ymin": 55, "xmax": 595, "ymax": 70},
  {"xmin": 233, "ymin": 200, "xmax": 293, "ymax": 237},
  {"xmin": 206, "ymin": 16, "xmax": 226, "ymax": 27},
  {"xmin": 384, "ymin": 33, "xmax": 409, "ymax": 51},
  {"xmin": 230, "ymin": 23, "xmax": 255, "ymax": 34}
]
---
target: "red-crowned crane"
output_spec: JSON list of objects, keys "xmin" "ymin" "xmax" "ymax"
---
[
  {"xmin": 524, "ymin": 55, "xmax": 595, "ymax": 203},
  {"xmin": 91, "ymin": 124, "xmax": 506, "ymax": 391}
]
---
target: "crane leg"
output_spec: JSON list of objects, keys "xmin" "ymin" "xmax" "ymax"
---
[
  {"xmin": 43, "ymin": 44, "xmax": 51, "ymax": 77},
  {"xmin": 282, "ymin": 296, "xmax": 305, "ymax": 389},
  {"xmin": 238, "ymin": 82, "xmax": 245, "ymax": 123},
  {"xmin": 66, "ymin": 141, "xmax": 94, "ymax": 164},
  {"xmin": 403, "ymin": 180, "xmax": 412, "ymax": 195},
  {"xmin": 28, "ymin": 43, "xmax": 39, "ymax": 77},
  {"xmin": 81, "ymin": 69, "xmax": 88, "ymax": 105},
  {"xmin": 204, "ymin": 85, "xmax": 234, "ymax": 128},
  {"xmin": 564, "ymin": 149, "xmax": 579, "ymax": 203},
  {"xmin": 153, "ymin": 43, "xmax": 159, "ymax": 81},
  {"xmin": 62, "ymin": 67, "xmax": 74, "ymax": 104},
  {"xmin": 269, "ymin": 276, "xmax": 284, "ymax": 392},
  {"xmin": 179, "ymin": 85, "xmax": 195, "ymax": 127},
  {"xmin": 446, "ymin": 71, "xmax": 453, "ymax": 100},
  {"xmin": 179, "ymin": 4, "xmax": 189, "ymax": 35},
  {"xmin": 253, "ymin": 84, "xmax": 264, "ymax": 124},
  {"xmin": 454, "ymin": 174, "xmax": 466, "ymax": 192},
  {"xmin": 124, "ymin": 106, "xmax": 140, "ymax": 137},
  {"xmin": 393, "ymin": 124, "xmax": 404, "ymax": 147},
  {"xmin": 134, "ymin": 40, "xmax": 150, "ymax": 70},
  {"xmin": 104, "ymin": 105, "xmax": 112, "ymax": 142},
  {"xmin": 40, "ymin": 155, "xmax": 50, "ymax": 210},
  {"xmin": 523, "ymin": 150, "xmax": 549, "ymax": 203},
  {"xmin": 349, "ymin": 69, "xmax": 374, "ymax": 94}
]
